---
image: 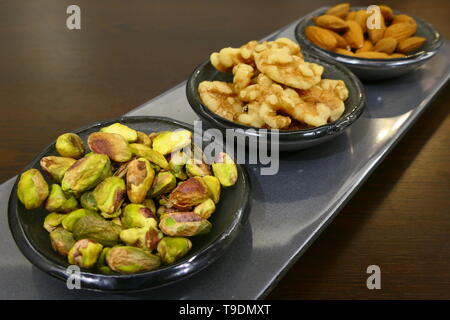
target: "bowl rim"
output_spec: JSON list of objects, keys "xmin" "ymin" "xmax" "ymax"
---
[
  {"xmin": 294, "ymin": 6, "xmax": 443, "ymax": 66},
  {"xmin": 8, "ymin": 115, "xmax": 252, "ymax": 292},
  {"xmin": 186, "ymin": 52, "xmax": 366, "ymax": 141}
]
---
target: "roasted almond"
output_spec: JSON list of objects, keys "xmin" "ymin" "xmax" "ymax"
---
[
  {"xmin": 305, "ymin": 26, "xmax": 338, "ymax": 50},
  {"xmin": 397, "ymin": 36, "xmax": 426, "ymax": 53},
  {"xmin": 384, "ymin": 22, "xmax": 416, "ymax": 42},
  {"xmin": 354, "ymin": 51, "xmax": 390, "ymax": 59},
  {"xmin": 353, "ymin": 10, "xmax": 369, "ymax": 32},
  {"xmin": 345, "ymin": 11, "xmax": 356, "ymax": 21},
  {"xmin": 313, "ymin": 14, "xmax": 349, "ymax": 31},
  {"xmin": 390, "ymin": 53, "xmax": 407, "ymax": 58},
  {"xmin": 356, "ymin": 40, "xmax": 374, "ymax": 53},
  {"xmin": 326, "ymin": 3, "xmax": 350, "ymax": 19},
  {"xmin": 373, "ymin": 37, "xmax": 398, "ymax": 54},
  {"xmin": 329, "ymin": 30, "xmax": 349, "ymax": 48},
  {"xmin": 368, "ymin": 14, "xmax": 386, "ymax": 44},
  {"xmin": 379, "ymin": 5, "xmax": 394, "ymax": 22},
  {"xmin": 343, "ymin": 20, "xmax": 364, "ymax": 49},
  {"xmin": 392, "ymin": 14, "xmax": 417, "ymax": 28},
  {"xmin": 334, "ymin": 48, "xmax": 354, "ymax": 56}
]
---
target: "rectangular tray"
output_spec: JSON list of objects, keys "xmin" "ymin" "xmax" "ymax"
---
[{"xmin": 0, "ymin": 13, "xmax": 449, "ymax": 299}]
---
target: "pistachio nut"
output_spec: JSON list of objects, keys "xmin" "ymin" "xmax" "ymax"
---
[
  {"xmin": 106, "ymin": 246, "xmax": 161, "ymax": 274},
  {"xmin": 68, "ymin": 239, "xmax": 103, "ymax": 268},
  {"xmin": 157, "ymin": 237, "xmax": 192, "ymax": 265},
  {"xmin": 212, "ymin": 152, "xmax": 238, "ymax": 187},
  {"xmin": 92, "ymin": 177, "xmax": 126, "ymax": 215},
  {"xmin": 193, "ymin": 198, "xmax": 216, "ymax": 219},
  {"xmin": 49, "ymin": 227, "xmax": 75, "ymax": 256},
  {"xmin": 72, "ymin": 215, "xmax": 122, "ymax": 247},
  {"xmin": 61, "ymin": 154, "xmax": 111, "ymax": 197},
  {"xmin": 126, "ymin": 158, "xmax": 155, "ymax": 204},
  {"xmin": 201, "ymin": 175, "xmax": 221, "ymax": 204},
  {"xmin": 40, "ymin": 156, "xmax": 76, "ymax": 183},
  {"xmin": 44, "ymin": 212, "xmax": 67, "ymax": 232},
  {"xmin": 149, "ymin": 171, "xmax": 177, "ymax": 198},
  {"xmin": 128, "ymin": 143, "xmax": 169, "ymax": 170},
  {"xmin": 159, "ymin": 212, "xmax": 212, "ymax": 237},
  {"xmin": 152, "ymin": 130, "xmax": 192, "ymax": 155},
  {"xmin": 45, "ymin": 184, "xmax": 78, "ymax": 213},
  {"xmin": 55, "ymin": 133, "xmax": 85, "ymax": 159},
  {"xmin": 87, "ymin": 132, "xmax": 132, "ymax": 162},
  {"xmin": 100, "ymin": 123, "xmax": 137, "ymax": 143},
  {"xmin": 17, "ymin": 169, "xmax": 49, "ymax": 210},
  {"xmin": 168, "ymin": 177, "xmax": 209, "ymax": 210}
]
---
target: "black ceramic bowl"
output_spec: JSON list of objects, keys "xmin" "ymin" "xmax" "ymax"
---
[
  {"xmin": 8, "ymin": 116, "xmax": 251, "ymax": 292},
  {"xmin": 295, "ymin": 7, "xmax": 442, "ymax": 81},
  {"xmin": 186, "ymin": 51, "xmax": 365, "ymax": 151}
]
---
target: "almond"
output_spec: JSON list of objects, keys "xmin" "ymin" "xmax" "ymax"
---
[
  {"xmin": 326, "ymin": 3, "xmax": 350, "ymax": 19},
  {"xmin": 305, "ymin": 26, "xmax": 338, "ymax": 50},
  {"xmin": 329, "ymin": 30, "xmax": 349, "ymax": 48},
  {"xmin": 384, "ymin": 22, "xmax": 416, "ymax": 42},
  {"xmin": 373, "ymin": 37, "xmax": 398, "ymax": 54},
  {"xmin": 397, "ymin": 36, "xmax": 426, "ymax": 53},
  {"xmin": 392, "ymin": 14, "xmax": 417, "ymax": 28},
  {"xmin": 343, "ymin": 20, "xmax": 364, "ymax": 49},
  {"xmin": 379, "ymin": 5, "xmax": 394, "ymax": 22},
  {"xmin": 353, "ymin": 10, "xmax": 369, "ymax": 32},
  {"xmin": 354, "ymin": 51, "xmax": 390, "ymax": 59},
  {"xmin": 356, "ymin": 40, "xmax": 374, "ymax": 53},
  {"xmin": 313, "ymin": 14, "xmax": 349, "ymax": 31},
  {"xmin": 390, "ymin": 53, "xmax": 407, "ymax": 58},
  {"xmin": 346, "ymin": 11, "xmax": 356, "ymax": 21},
  {"xmin": 334, "ymin": 48, "xmax": 354, "ymax": 56},
  {"xmin": 368, "ymin": 14, "xmax": 385, "ymax": 44}
]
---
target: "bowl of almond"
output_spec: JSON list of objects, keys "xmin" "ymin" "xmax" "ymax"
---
[{"xmin": 295, "ymin": 3, "xmax": 442, "ymax": 80}]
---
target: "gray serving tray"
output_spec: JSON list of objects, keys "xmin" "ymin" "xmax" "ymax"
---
[{"xmin": 1, "ymin": 15, "xmax": 449, "ymax": 299}]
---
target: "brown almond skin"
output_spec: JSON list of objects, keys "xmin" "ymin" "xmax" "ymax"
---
[
  {"xmin": 390, "ymin": 53, "xmax": 407, "ymax": 58},
  {"xmin": 392, "ymin": 14, "xmax": 417, "ymax": 28},
  {"xmin": 345, "ymin": 11, "xmax": 356, "ymax": 21},
  {"xmin": 313, "ymin": 14, "xmax": 348, "ymax": 31},
  {"xmin": 334, "ymin": 48, "xmax": 354, "ymax": 56},
  {"xmin": 379, "ymin": 5, "xmax": 394, "ymax": 22},
  {"xmin": 356, "ymin": 40, "xmax": 374, "ymax": 53},
  {"xmin": 305, "ymin": 26, "xmax": 337, "ymax": 51},
  {"xmin": 353, "ymin": 10, "xmax": 369, "ymax": 32},
  {"xmin": 325, "ymin": 3, "xmax": 349, "ymax": 19},
  {"xmin": 343, "ymin": 20, "xmax": 364, "ymax": 49},
  {"xmin": 384, "ymin": 22, "xmax": 417, "ymax": 42},
  {"xmin": 354, "ymin": 51, "xmax": 390, "ymax": 59},
  {"xmin": 397, "ymin": 37, "xmax": 426, "ymax": 54},
  {"xmin": 372, "ymin": 37, "xmax": 398, "ymax": 54},
  {"xmin": 328, "ymin": 30, "xmax": 349, "ymax": 48}
]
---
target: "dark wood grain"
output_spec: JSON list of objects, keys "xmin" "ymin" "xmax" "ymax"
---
[{"xmin": 0, "ymin": 0, "xmax": 449, "ymax": 299}]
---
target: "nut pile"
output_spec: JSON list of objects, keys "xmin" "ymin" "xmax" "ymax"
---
[
  {"xmin": 17, "ymin": 123, "xmax": 238, "ymax": 274},
  {"xmin": 305, "ymin": 3, "xmax": 426, "ymax": 59},
  {"xmin": 199, "ymin": 37, "xmax": 349, "ymax": 129}
]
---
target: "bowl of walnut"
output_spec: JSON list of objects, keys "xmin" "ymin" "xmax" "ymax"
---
[
  {"xmin": 295, "ymin": 3, "xmax": 442, "ymax": 80},
  {"xmin": 186, "ymin": 37, "xmax": 365, "ymax": 151}
]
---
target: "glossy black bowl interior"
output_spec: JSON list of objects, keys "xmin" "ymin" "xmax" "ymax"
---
[
  {"xmin": 294, "ymin": 7, "xmax": 443, "ymax": 80},
  {"xmin": 8, "ymin": 116, "xmax": 251, "ymax": 292},
  {"xmin": 186, "ymin": 51, "xmax": 365, "ymax": 151}
]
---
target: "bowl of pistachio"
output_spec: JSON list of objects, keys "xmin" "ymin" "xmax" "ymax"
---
[{"xmin": 8, "ymin": 116, "xmax": 250, "ymax": 292}]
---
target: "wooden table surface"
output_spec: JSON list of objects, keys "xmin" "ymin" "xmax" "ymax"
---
[{"xmin": 1, "ymin": 0, "xmax": 449, "ymax": 299}]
